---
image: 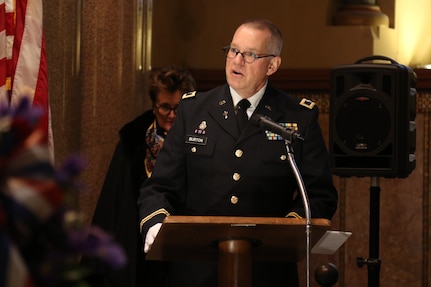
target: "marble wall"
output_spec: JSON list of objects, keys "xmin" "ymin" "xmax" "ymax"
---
[{"xmin": 44, "ymin": 0, "xmax": 146, "ymax": 219}]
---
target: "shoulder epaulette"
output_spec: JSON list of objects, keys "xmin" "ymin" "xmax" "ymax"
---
[
  {"xmin": 299, "ymin": 98, "xmax": 315, "ymax": 109},
  {"xmin": 182, "ymin": 91, "xmax": 196, "ymax": 99}
]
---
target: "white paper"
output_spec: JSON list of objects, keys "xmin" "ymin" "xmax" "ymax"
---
[{"xmin": 311, "ymin": 230, "xmax": 352, "ymax": 254}]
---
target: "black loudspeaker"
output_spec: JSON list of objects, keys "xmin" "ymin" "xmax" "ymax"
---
[{"xmin": 329, "ymin": 55, "xmax": 417, "ymax": 178}]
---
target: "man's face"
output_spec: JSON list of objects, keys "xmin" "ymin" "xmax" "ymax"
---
[
  {"xmin": 225, "ymin": 25, "xmax": 279, "ymax": 98},
  {"xmin": 153, "ymin": 90, "xmax": 182, "ymax": 132}
]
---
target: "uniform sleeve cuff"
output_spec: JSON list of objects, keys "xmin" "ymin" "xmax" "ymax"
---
[
  {"xmin": 286, "ymin": 212, "xmax": 303, "ymax": 219},
  {"xmin": 139, "ymin": 208, "xmax": 170, "ymax": 234}
]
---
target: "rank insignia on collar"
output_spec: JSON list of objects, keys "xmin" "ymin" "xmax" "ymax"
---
[
  {"xmin": 195, "ymin": 120, "xmax": 207, "ymax": 134},
  {"xmin": 265, "ymin": 122, "xmax": 298, "ymax": 140}
]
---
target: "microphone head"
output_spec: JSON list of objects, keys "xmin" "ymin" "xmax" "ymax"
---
[
  {"xmin": 250, "ymin": 114, "xmax": 265, "ymax": 126},
  {"xmin": 250, "ymin": 113, "xmax": 262, "ymax": 123}
]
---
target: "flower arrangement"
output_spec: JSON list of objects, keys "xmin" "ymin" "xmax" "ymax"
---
[{"xmin": 0, "ymin": 97, "xmax": 126, "ymax": 287}]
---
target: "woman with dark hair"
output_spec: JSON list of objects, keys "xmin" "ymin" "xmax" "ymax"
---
[{"xmin": 82, "ymin": 65, "xmax": 196, "ymax": 287}]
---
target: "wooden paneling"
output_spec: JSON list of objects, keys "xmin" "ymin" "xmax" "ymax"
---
[{"xmin": 189, "ymin": 68, "xmax": 431, "ymax": 93}]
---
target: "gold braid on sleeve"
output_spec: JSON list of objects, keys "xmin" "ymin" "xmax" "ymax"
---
[{"xmin": 139, "ymin": 208, "xmax": 170, "ymax": 233}]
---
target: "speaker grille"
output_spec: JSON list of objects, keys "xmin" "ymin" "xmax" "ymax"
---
[{"xmin": 334, "ymin": 89, "xmax": 391, "ymax": 155}]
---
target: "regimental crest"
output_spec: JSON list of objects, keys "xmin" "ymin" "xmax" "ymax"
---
[{"xmin": 194, "ymin": 120, "xmax": 207, "ymax": 134}]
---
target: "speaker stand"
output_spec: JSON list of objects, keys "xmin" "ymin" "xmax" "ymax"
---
[{"xmin": 356, "ymin": 176, "xmax": 381, "ymax": 287}]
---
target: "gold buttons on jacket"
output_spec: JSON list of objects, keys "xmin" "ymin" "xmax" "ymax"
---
[
  {"xmin": 280, "ymin": 154, "xmax": 287, "ymax": 161},
  {"xmin": 235, "ymin": 149, "xmax": 243, "ymax": 158},
  {"xmin": 232, "ymin": 172, "xmax": 241, "ymax": 181},
  {"xmin": 230, "ymin": 196, "xmax": 239, "ymax": 204},
  {"xmin": 191, "ymin": 147, "xmax": 197, "ymax": 153}
]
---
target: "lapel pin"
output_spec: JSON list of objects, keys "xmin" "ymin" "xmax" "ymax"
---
[{"xmin": 223, "ymin": 111, "xmax": 229, "ymax": 119}]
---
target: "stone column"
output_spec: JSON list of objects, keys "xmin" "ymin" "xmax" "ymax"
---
[{"xmin": 44, "ymin": 0, "xmax": 149, "ymax": 221}]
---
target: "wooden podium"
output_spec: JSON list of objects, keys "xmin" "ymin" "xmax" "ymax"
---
[{"xmin": 146, "ymin": 216, "xmax": 331, "ymax": 287}]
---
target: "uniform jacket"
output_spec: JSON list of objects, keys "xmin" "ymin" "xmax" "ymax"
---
[{"xmin": 138, "ymin": 83, "xmax": 338, "ymax": 287}]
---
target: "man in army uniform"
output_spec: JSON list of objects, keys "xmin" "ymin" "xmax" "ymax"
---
[{"xmin": 138, "ymin": 19, "xmax": 338, "ymax": 287}]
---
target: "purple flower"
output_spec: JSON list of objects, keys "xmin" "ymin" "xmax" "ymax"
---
[
  {"xmin": 68, "ymin": 225, "xmax": 127, "ymax": 269},
  {"xmin": 0, "ymin": 96, "xmax": 45, "ymax": 160},
  {"xmin": 56, "ymin": 155, "xmax": 87, "ymax": 182},
  {"xmin": 1, "ymin": 97, "xmax": 127, "ymax": 286}
]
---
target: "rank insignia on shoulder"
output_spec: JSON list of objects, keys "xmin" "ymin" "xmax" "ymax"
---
[
  {"xmin": 299, "ymin": 98, "xmax": 315, "ymax": 109},
  {"xmin": 182, "ymin": 91, "xmax": 196, "ymax": 99}
]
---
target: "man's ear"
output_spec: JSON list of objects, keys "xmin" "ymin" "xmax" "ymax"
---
[{"xmin": 267, "ymin": 56, "xmax": 281, "ymax": 76}]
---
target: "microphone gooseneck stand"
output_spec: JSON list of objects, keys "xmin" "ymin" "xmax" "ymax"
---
[
  {"xmin": 284, "ymin": 139, "xmax": 312, "ymax": 287},
  {"xmin": 252, "ymin": 114, "xmax": 311, "ymax": 287}
]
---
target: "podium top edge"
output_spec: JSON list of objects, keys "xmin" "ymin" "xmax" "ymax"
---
[{"xmin": 163, "ymin": 215, "xmax": 331, "ymax": 227}]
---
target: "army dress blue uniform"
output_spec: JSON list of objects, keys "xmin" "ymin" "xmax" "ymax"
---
[{"xmin": 138, "ymin": 83, "xmax": 338, "ymax": 287}]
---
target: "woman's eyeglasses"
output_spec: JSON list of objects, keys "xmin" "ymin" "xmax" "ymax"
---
[{"xmin": 155, "ymin": 104, "xmax": 178, "ymax": 115}]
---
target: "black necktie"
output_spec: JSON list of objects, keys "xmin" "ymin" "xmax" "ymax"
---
[{"xmin": 236, "ymin": 99, "xmax": 251, "ymax": 132}]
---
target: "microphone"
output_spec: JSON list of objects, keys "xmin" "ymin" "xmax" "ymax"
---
[{"xmin": 251, "ymin": 114, "xmax": 304, "ymax": 141}]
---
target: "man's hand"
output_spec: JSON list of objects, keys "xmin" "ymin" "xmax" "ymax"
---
[{"xmin": 144, "ymin": 223, "xmax": 162, "ymax": 253}]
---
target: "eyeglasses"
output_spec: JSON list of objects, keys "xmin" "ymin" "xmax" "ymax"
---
[
  {"xmin": 222, "ymin": 46, "xmax": 276, "ymax": 64},
  {"xmin": 155, "ymin": 104, "xmax": 178, "ymax": 115}
]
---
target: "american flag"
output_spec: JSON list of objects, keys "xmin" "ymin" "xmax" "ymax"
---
[
  {"xmin": 0, "ymin": 0, "xmax": 52, "ymax": 286},
  {"xmin": 0, "ymin": 0, "xmax": 52, "ymax": 157}
]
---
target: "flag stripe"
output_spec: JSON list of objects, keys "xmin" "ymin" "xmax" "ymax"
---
[
  {"xmin": 11, "ymin": 0, "xmax": 42, "ymax": 105},
  {"xmin": 2, "ymin": 0, "xmax": 52, "ymax": 152},
  {"xmin": 0, "ymin": 1, "xmax": 7, "ymax": 104}
]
